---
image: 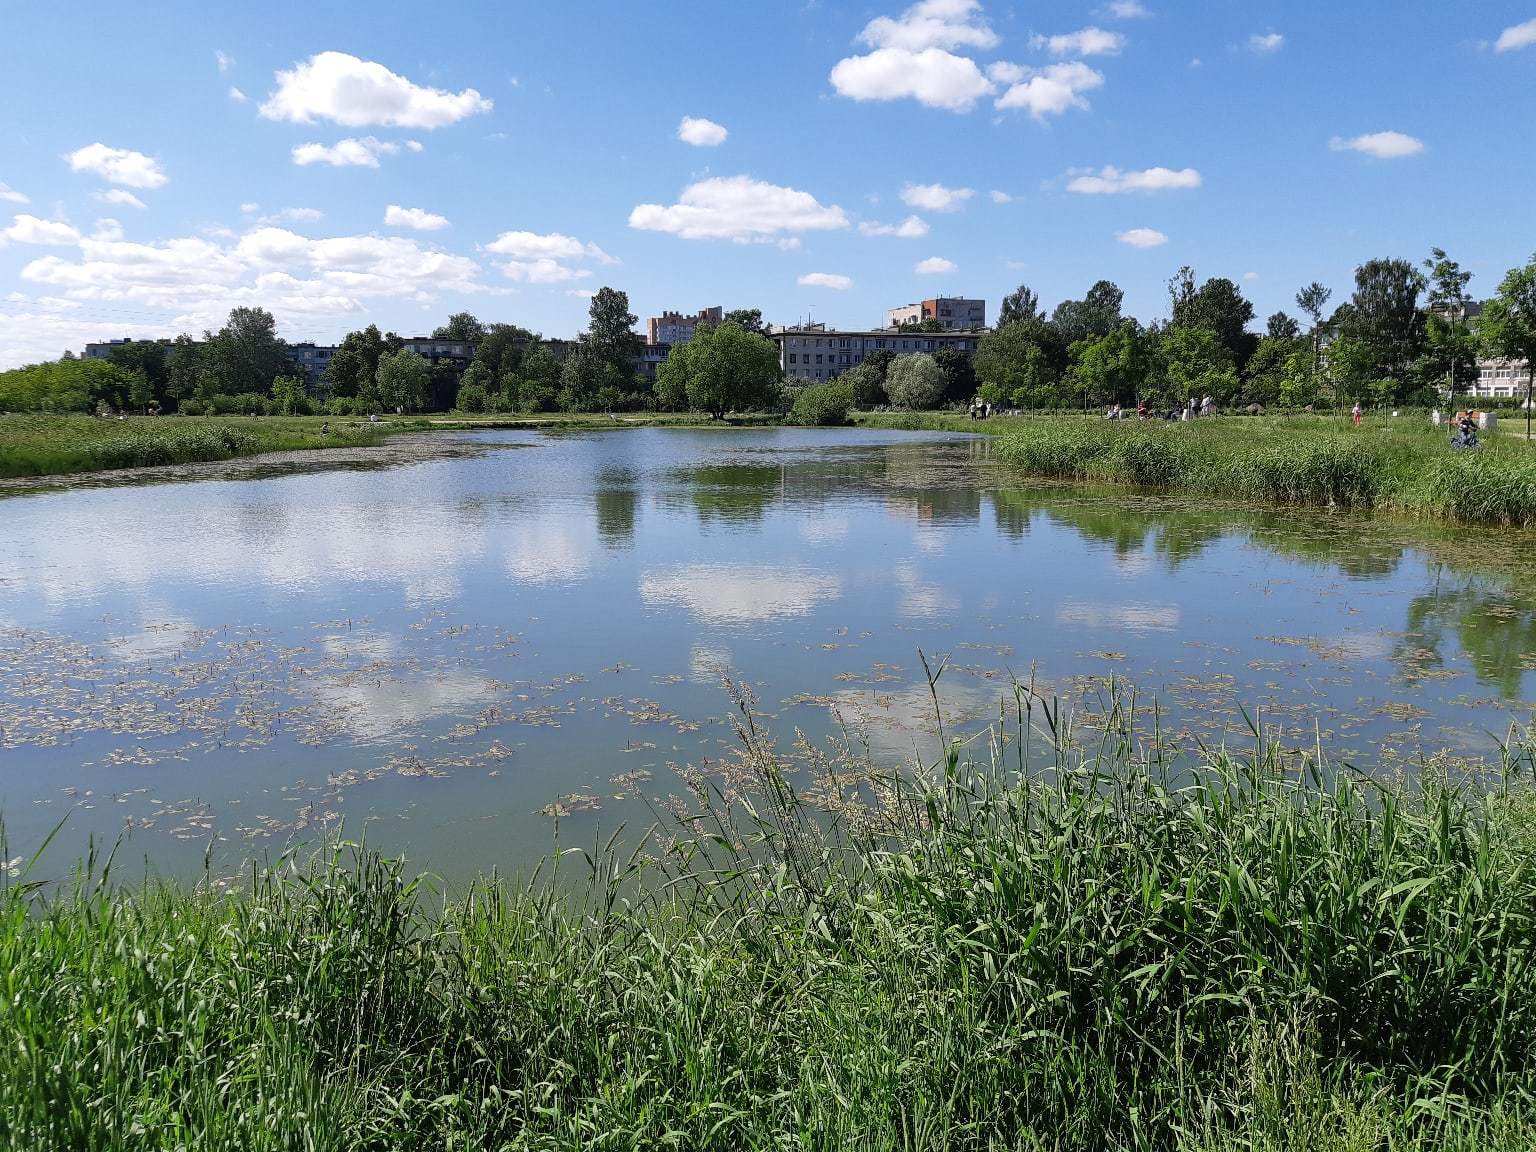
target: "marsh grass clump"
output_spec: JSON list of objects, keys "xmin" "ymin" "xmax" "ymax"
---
[
  {"xmin": 994, "ymin": 418, "xmax": 1536, "ymax": 525},
  {"xmin": 2, "ymin": 685, "xmax": 1535, "ymax": 1150},
  {"xmin": 0, "ymin": 414, "xmax": 405, "ymax": 478}
]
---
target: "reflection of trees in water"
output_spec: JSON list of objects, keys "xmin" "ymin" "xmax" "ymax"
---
[
  {"xmin": 998, "ymin": 489, "xmax": 1534, "ymax": 701},
  {"xmin": 593, "ymin": 468, "xmax": 638, "ymax": 548},
  {"xmin": 1405, "ymin": 575, "xmax": 1536, "ymax": 701}
]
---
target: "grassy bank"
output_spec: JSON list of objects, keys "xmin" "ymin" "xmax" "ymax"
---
[
  {"xmin": 5, "ymin": 690, "xmax": 1535, "ymax": 1150},
  {"xmin": 978, "ymin": 417, "xmax": 1536, "ymax": 527},
  {"xmin": 0, "ymin": 414, "xmax": 426, "ymax": 479}
]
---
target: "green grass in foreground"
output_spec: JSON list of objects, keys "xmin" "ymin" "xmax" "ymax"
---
[
  {"xmin": 0, "ymin": 414, "xmax": 431, "ymax": 479},
  {"xmin": 4, "ymin": 686, "xmax": 1535, "ymax": 1150},
  {"xmin": 972, "ymin": 416, "xmax": 1536, "ymax": 527}
]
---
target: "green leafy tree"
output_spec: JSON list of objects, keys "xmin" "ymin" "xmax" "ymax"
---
[
  {"xmin": 1325, "ymin": 335, "xmax": 1379, "ymax": 406},
  {"xmin": 201, "ymin": 307, "xmax": 293, "ymax": 398},
  {"xmin": 455, "ymin": 361, "xmax": 494, "ymax": 411},
  {"xmin": 1295, "ymin": 281, "xmax": 1333, "ymax": 400},
  {"xmin": 471, "ymin": 323, "xmax": 535, "ymax": 383},
  {"xmin": 885, "ymin": 352, "xmax": 945, "ymax": 410},
  {"xmin": 1266, "ymin": 312, "xmax": 1300, "ymax": 341},
  {"xmin": 723, "ymin": 308, "xmax": 766, "ymax": 334},
  {"xmin": 1420, "ymin": 247, "xmax": 1478, "ymax": 396},
  {"xmin": 1051, "ymin": 281, "xmax": 1123, "ymax": 346},
  {"xmin": 1161, "ymin": 325, "xmax": 1238, "ymax": 404},
  {"xmin": 507, "ymin": 344, "xmax": 562, "ymax": 412},
  {"xmin": 1243, "ymin": 336, "xmax": 1300, "ymax": 407},
  {"xmin": 932, "ymin": 345, "xmax": 977, "ymax": 404},
  {"xmin": 106, "ymin": 341, "xmax": 170, "ymax": 408},
  {"xmin": 1068, "ymin": 321, "xmax": 1151, "ymax": 407},
  {"xmin": 323, "ymin": 325, "xmax": 387, "ymax": 399},
  {"xmin": 375, "ymin": 349, "xmax": 430, "ymax": 413},
  {"xmin": 1481, "ymin": 254, "xmax": 1536, "ymax": 437},
  {"xmin": 838, "ymin": 358, "xmax": 888, "ymax": 408},
  {"xmin": 998, "ymin": 284, "xmax": 1044, "ymax": 327},
  {"xmin": 897, "ymin": 317, "xmax": 946, "ymax": 333},
  {"xmin": 1345, "ymin": 258, "xmax": 1426, "ymax": 392},
  {"xmin": 432, "ymin": 312, "xmax": 487, "ymax": 343},
  {"xmin": 270, "ymin": 375, "xmax": 310, "ymax": 415},
  {"xmin": 975, "ymin": 319, "xmax": 1066, "ymax": 407},
  {"xmin": 1169, "ymin": 268, "xmax": 1257, "ymax": 369},
  {"xmin": 0, "ymin": 357, "xmax": 140, "ymax": 412},
  {"xmin": 657, "ymin": 321, "xmax": 781, "ymax": 418}
]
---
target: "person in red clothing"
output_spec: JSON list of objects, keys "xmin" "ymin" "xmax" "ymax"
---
[{"xmin": 1351, "ymin": 402, "xmax": 1362, "ymax": 427}]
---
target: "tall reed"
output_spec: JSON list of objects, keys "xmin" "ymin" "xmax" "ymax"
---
[{"xmin": 2, "ymin": 682, "xmax": 1533, "ymax": 1149}]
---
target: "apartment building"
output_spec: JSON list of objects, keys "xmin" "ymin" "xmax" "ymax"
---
[
  {"xmin": 771, "ymin": 326, "xmax": 982, "ymax": 383},
  {"xmin": 1471, "ymin": 358, "xmax": 1534, "ymax": 401},
  {"xmin": 646, "ymin": 306, "xmax": 722, "ymax": 346},
  {"xmin": 885, "ymin": 297, "xmax": 987, "ymax": 331}
]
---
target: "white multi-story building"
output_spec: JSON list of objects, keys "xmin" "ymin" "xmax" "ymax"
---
[
  {"xmin": 1471, "ymin": 358, "xmax": 1533, "ymax": 401},
  {"xmin": 885, "ymin": 297, "xmax": 987, "ymax": 331},
  {"xmin": 770, "ymin": 326, "xmax": 983, "ymax": 383}
]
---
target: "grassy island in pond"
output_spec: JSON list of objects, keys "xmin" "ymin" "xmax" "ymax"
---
[
  {"xmin": 0, "ymin": 414, "xmax": 418, "ymax": 479},
  {"xmin": 4, "ymin": 696, "xmax": 1536, "ymax": 1151}
]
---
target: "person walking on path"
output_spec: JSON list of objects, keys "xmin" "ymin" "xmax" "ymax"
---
[{"xmin": 1351, "ymin": 402, "xmax": 1362, "ymax": 427}]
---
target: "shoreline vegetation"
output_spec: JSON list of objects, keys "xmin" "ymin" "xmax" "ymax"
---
[
  {"xmin": 858, "ymin": 411, "xmax": 1536, "ymax": 528},
  {"xmin": 4, "ymin": 410, "xmax": 1535, "ymax": 529},
  {"xmin": 4, "ymin": 687, "xmax": 1535, "ymax": 1149}
]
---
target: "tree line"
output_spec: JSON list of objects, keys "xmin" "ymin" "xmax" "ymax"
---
[
  {"xmin": 964, "ymin": 249, "xmax": 1536, "ymax": 414},
  {"xmin": 4, "ymin": 251, "xmax": 1532, "ymax": 420}
]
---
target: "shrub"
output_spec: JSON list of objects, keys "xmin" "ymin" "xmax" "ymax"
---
[{"xmin": 790, "ymin": 380, "xmax": 854, "ymax": 426}]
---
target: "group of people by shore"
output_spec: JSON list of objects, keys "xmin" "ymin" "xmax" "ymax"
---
[{"xmin": 1107, "ymin": 395, "xmax": 1217, "ymax": 422}]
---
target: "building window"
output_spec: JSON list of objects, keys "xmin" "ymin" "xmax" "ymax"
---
[
  {"xmin": 815, "ymin": 354, "xmax": 823, "ymax": 364},
  {"xmin": 788, "ymin": 353, "xmax": 797, "ymax": 364}
]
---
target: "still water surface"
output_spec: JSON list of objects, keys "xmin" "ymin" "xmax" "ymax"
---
[{"xmin": 2, "ymin": 428, "xmax": 1533, "ymax": 881}]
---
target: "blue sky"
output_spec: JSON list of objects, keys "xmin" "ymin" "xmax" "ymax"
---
[{"xmin": 0, "ymin": 0, "xmax": 1533, "ymax": 367}]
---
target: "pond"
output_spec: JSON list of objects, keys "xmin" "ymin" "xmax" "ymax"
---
[{"xmin": 2, "ymin": 427, "xmax": 1533, "ymax": 883}]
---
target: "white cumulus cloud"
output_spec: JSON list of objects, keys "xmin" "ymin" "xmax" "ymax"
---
[
  {"xmin": 385, "ymin": 205, "xmax": 449, "ymax": 231},
  {"xmin": 228, "ymin": 86, "xmax": 249, "ymax": 104},
  {"xmin": 94, "ymin": 189, "xmax": 148, "ymax": 210},
  {"xmin": 259, "ymin": 51, "xmax": 492, "ymax": 129},
  {"xmin": 291, "ymin": 137, "xmax": 400, "ymax": 168},
  {"xmin": 1034, "ymin": 27, "xmax": 1126, "ymax": 56},
  {"xmin": 1, "ymin": 215, "xmax": 83, "ymax": 247},
  {"xmin": 914, "ymin": 256, "xmax": 956, "ymax": 274},
  {"xmin": 0, "ymin": 183, "xmax": 28, "ymax": 205},
  {"xmin": 858, "ymin": 214, "xmax": 930, "ymax": 237},
  {"xmin": 799, "ymin": 272, "xmax": 853, "ymax": 289},
  {"xmin": 215, "ymin": 50, "xmax": 233, "ymax": 73},
  {"xmin": 1106, "ymin": 1, "xmax": 1150, "ymax": 18},
  {"xmin": 628, "ymin": 175, "xmax": 848, "ymax": 242},
  {"xmin": 830, "ymin": 46, "xmax": 994, "ymax": 112},
  {"xmin": 1496, "ymin": 18, "xmax": 1536, "ymax": 51},
  {"xmin": 501, "ymin": 259, "xmax": 589, "ymax": 284},
  {"xmin": 1247, "ymin": 32, "xmax": 1284, "ymax": 53},
  {"xmin": 1066, "ymin": 165, "xmax": 1202, "ymax": 194},
  {"xmin": 1117, "ymin": 228, "xmax": 1168, "ymax": 248},
  {"xmin": 484, "ymin": 230, "xmax": 611, "ymax": 262},
  {"xmin": 994, "ymin": 62, "xmax": 1105, "ymax": 119},
  {"xmin": 900, "ymin": 182, "xmax": 973, "ymax": 211},
  {"xmin": 67, "ymin": 144, "xmax": 168, "ymax": 189},
  {"xmin": 857, "ymin": 0, "xmax": 998, "ymax": 51},
  {"xmin": 1328, "ymin": 131, "xmax": 1424, "ymax": 159},
  {"xmin": 990, "ymin": 190, "xmax": 1013, "ymax": 203},
  {"xmin": 677, "ymin": 116, "xmax": 728, "ymax": 146}
]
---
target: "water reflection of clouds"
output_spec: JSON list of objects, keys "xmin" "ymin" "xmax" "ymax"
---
[
  {"xmin": 312, "ymin": 668, "xmax": 499, "ymax": 744},
  {"xmin": 502, "ymin": 517, "xmax": 597, "ymax": 584},
  {"xmin": 689, "ymin": 644, "xmax": 733, "ymax": 685},
  {"xmin": 895, "ymin": 563, "xmax": 959, "ymax": 620},
  {"xmin": 105, "ymin": 610, "xmax": 211, "ymax": 664},
  {"xmin": 640, "ymin": 565, "xmax": 842, "ymax": 624},
  {"xmin": 827, "ymin": 680, "xmax": 998, "ymax": 763},
  {"xmin": 1056, "ymin": 601, "xmax": 1180, "ymax": 633},
  {"xmin": 799, "ymin": 514, "xmax": 850, "ymax": 545},
  {"xmin": 0, "ymin": 492, "xmax": 490, "ymax": 606}
]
